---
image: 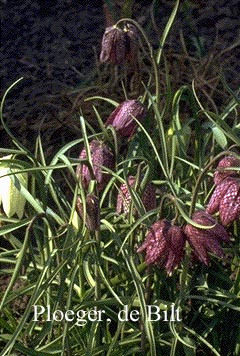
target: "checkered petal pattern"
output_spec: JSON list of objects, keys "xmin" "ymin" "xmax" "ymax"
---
[
  {"xmin": 100, "ymin": 24, "xmax": 139, "ymax": 65},
  {"xmin": 76, "ymin": 194, "xmax": 100, "ymax": 231},
  {"xmin": 214, "ymin": 156, "xmax": 240, "ymax": 185},
  {"xmin": 207, "ymin": 177, "xmax": 240, "ymax": 225},
  {"xmin": 137, "ymin": 220, "xmax": 186, "ymax": 275},
  {"xmin": 184, "ymin": 210, "xmax": 230, "ymax": 265},
  {"xmin": 116, "ymin": 176, "xmax": 156, "ymax": 215},
  {"xmin": 106, "ymin": 100, "xmax": 146, "ymax": 138},
  {"xmin": 76, "ymin": 140, "xmax": 115, "ymax": 191},
  {"xmin": 100, "ymin": 26, "xmax": 127, "ymax": 64},
  {"xmin": 219, "ymin": 179, "xmax": 240, "ymax": 225}
]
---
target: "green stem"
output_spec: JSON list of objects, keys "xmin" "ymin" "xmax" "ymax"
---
[
  {"xmin": 94, "ymin": 230, "xmax": 101, "ymax": 301},
  {"xmin": 114, "ymin": 18, "xmax": 160, "ymax": 105}
]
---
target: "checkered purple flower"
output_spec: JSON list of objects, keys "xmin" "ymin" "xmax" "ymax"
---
[
  {"xmin": 184, "ymin": 210, "xmax": 230, "ymax": 265},
  {"xmin": 106, "ymin": 99, "xmax": 146, "ymax": 138},
  {"xmin": 76, "ymin": 194, "xmax": 100, "ymax": 231},
  {"xmin": 207, "ymin": 177, "xmax": 240, "ymax": 225},
  {"xmin": 100, "ymin": 24, "xmax": 139, "ymax": 65},
  {"xmin": 76, "ymin": 140, "xmax": 115, "ymax": 191},
  {"xmin": 100, "ymin": 26, "xmax": 127, "ymax": 64},
  {"xmin": 116, "ymin": 176, "xmax": 156, "ymax": 215},
  {"xmin": 137, "ymin": 220, "xmax": 186, "ymax": 275},
  {"xmin": 213, "ymin": 156, "xmax": 240, "ymax": 185}
]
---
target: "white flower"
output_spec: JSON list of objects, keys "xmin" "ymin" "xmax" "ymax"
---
[{"xmin": 0, "ymin": 155, "xmax": 28, "ymax": 219}]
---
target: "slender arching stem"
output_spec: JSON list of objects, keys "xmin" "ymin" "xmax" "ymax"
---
[{"xmin": 114, "ymin": 18, "xmax": 160, "ymax": 106}]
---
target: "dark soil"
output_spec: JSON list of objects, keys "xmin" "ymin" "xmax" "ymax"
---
[{"xmin": 1, "ymin": 0, "xmax": 239, "ymax": 155}]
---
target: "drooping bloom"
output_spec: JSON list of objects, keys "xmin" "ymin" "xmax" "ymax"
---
[
  {"xmin": 213, "ymin": 155, "xmax": 240, "ymax": 185},
  {"xmin": 100, "ymin": 24, "xmax": 139, "ymax": 65},
  {"xmin": 76, "ymin": 194, "xmax": 100, "ymax": 231},
  {"xmin": 207, "ymin": 177, "xmax": 240, "ymax": 225},
  {"xmin": 205, "ymin": 155, "xmax": 240, "ymax": 225},
  {"xmin": 0, "ymin": 155, "xmax": 28, "ymax": 219},
  {"xmin": 116, "ymin": 176, "xmax": 156, "ymax": 215},
  {"xmin": 124, "ymin": 23, "xmax": 139, "ymax": 62},
  {"xmin": 137, "ymin": 220, "xmax": 186, "ymax": 275},
  {"xmin": 100, "ymin": 26, "xmax": 127, "ymax": 64},
  {"xmin": 184, "ymin": 210, "xmax": 230, "ymax": 265},
  {"xmin": 76, "ymin": 140, "xmax": 115, "ymax": 191},
  {"xmin": 106, "ymin": 99, "xmax": 146, "ymax": 138}
]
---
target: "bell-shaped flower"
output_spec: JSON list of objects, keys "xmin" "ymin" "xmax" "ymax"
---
[
  {"xmin": 76, "ymin": 194, "xmax": 100, "ymax": 231},
  {"xmin": 184, "ymin": 210, "xmax": 230, "ymax": 265},
  {"xmin": 124, "ymin": 23, "xmax": 139, "ymax": 62},
  {"xmin": 137, "ymin": 219, "xmax": 186, "ymax": 275},
  {"xmin": 100, "ymin": 26, "xmax": 127, "ymax": 64},
  {"xmin": 207, "ymin": 177, "xmax": 240, "ymax": 226},
  {"xmin": 100, "ymin": 24, "xmax": 139, "ymax": 65},
  {"xmin": 0, "ymin": 155, "xmax": 28, "ymax": 219},
  {"xmin": 213, "ymin": 155, "xmax": 240, "ymax": 185},
  {"xmin": 76, "ymin": 140, "xmax": 115, "ymax": 191},
  {"xmin": 106, "ymin": 99, "xmax": 146, "ymax": 138},
  {"xmin": 116, "ymin": 176, "xmax": 156, "ymax": 215}
]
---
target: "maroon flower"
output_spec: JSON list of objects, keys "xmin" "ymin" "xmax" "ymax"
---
[
  {"xmin": 207, "ymin": 177, "xmax": 240, "ymax": 225},
  {"xmin": 125, "ymin": 24, "xmax": 139, "ymax": 61},
  {"xmin": 76, "ymin": 140, "xmax": 115, "ymax": 191},
  {"xmin": 76, "ymin": 194, "xmax": 100, "ymax": 231},
  {"xmin": 137, "ymin": 220, "xmax": 186, "ymax": 275},
  {"xmin": 141, "ymin": 182, "xmax": 157, "ymax": 212},
  {"xmin": 100, "ymin": 26, "xmax": 127, "ymax": 64},
  {"xmin": 116, "ymin": 176, "xmax": 156, "ymax": 215},
  {"xmin": 184, "ymin": 210, "xmax": 230, "ymax": 265},
  {"xmin": 106, "ymin": 100, "xmax": 146, "ymax": 138},
  {"xmin": 214, "ymin": 156, "xmax": 240, "ymax": 185},
  {"xmin": 100, "ymin": 24, "xmax": 139, "ymax": 65}
]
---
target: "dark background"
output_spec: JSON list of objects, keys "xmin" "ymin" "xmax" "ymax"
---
[{"xmin": 1, "ymin": 0, "xmax": 239, "ymax": 154}]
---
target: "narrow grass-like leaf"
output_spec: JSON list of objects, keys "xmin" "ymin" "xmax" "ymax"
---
[
  {"xmin": 1, "ymin": 249, "xmax": 60, "ymax": 356},
  {"xmin": 156, "ymin": 0, "xmax": 180, "ymax": 65},
  {"xmin": 192, "ymin": 81, "xmax": 240, "ymax": 146}
]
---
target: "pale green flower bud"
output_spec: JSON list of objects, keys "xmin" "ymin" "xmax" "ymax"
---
[{"xmin": 0, "ymin": 155, "xmax": 28, "ymax": 219}]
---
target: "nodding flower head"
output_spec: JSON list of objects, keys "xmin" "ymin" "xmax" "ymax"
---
[
  {"xmin": 100, "ymin": 24, "xmax": 139, "ymax": 65},
  {"xmin": 137, "ymin": 220, "xmax": 186, "ymax": 275},
  {"xmin": 207, "ymin": 177, "xmax": 240, "ymax": 226},
  {"xmin": 76, "ymin": 140, "xmax": 115, "ymax": 191},
  {"xmin": 184, "ymin": 210, "xmax": 230, "ymax": 265},
  {"xmin": 213, "ymin": 155, "xmax": 240, "ymax": 185},
  {"xmin": 106, "ymin": 99, "xmax": 146, "ymax": 138},
  {"xmin": 76, "ymin": 194, "xmax": 100, "ymax": 231},
  {"xmin": 116, "ymin": 176, "xmax": 156, "ymax": 215}
]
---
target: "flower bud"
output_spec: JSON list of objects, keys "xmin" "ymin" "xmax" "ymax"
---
[
  {"xmin": 141, "ymin": 182, "xmax": 157, "ymax": 212},
  {"xmin": 76, "ymin": 140, "xmax": 115, "ymax": 191},
  {"xmin": 184, "ymin": 210, "xmax": 230, "ymax": 265},
  {"xmin": 137, "ymin": 220, "xmax": 186, "ymax": 275},
  {"xmin": 116, "ymin": 176, "xmax": 135, "ymax": 215},
  {"xmin": 116, "ymin": 176, "xmax": 156, "ymax": 215},
  {"xmin": 106, "ymin": 99, "xmax": 146, "ymax": 138},
  {"xmin": 0, "ymin": 155, "xmax": 28, "ymax": 219},
  {"xmin": 76, "ymin": 194, "xmax": 100, "ymax": 231}
]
